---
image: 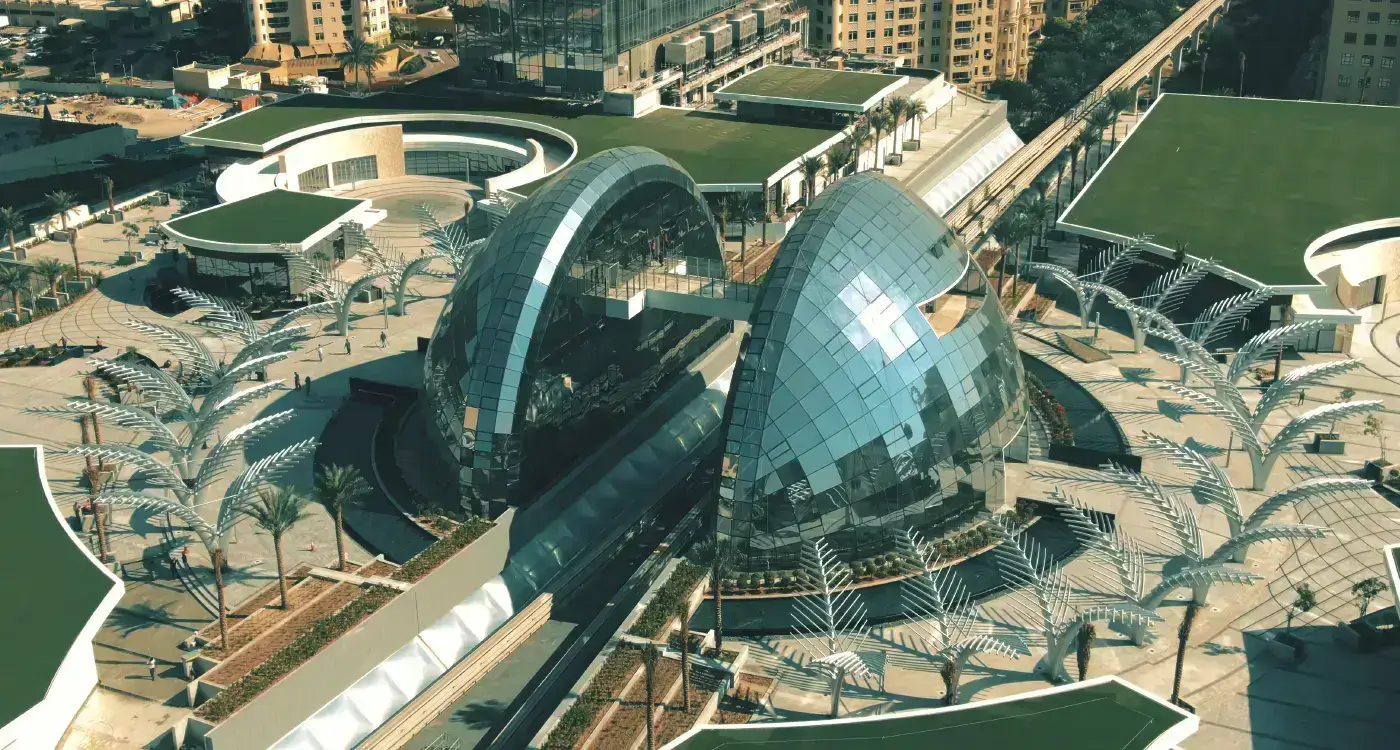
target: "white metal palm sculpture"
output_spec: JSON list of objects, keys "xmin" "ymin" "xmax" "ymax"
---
[
  {"xmin": 1025, "ymin": 240, "xmax": 1142, "ymax": 328},
  {"xmin": 1107, "ymin": 259, "xmax": 1219, "ymax": 353},
  {"xmin": 793, "ymin": 539, "xmax": 872, "ymax": 718},
  {"xmin": 1186, "ymin": 288, "xmax": 1272, "ymax": 346},
  {"xmin": 988, "ymin": 515, "xmax": 1160, "ymax": 684},
  {"xmin": 1143, "ymin": 432, "xmax": 1370, "ymax": 561},
  {"xmin": 1160, "ymin": 353, "xmax": 1381, "ymax": 489},
  {"xmin": 395, "ymin": 205, "xmax": 486, "ymax": 315},
  {"xmin": 172, "ymin": 288, "xmax": 335, "ymax": 347},
  {"xmin": 896, "ymin": 529, "xmax": 1026, "ymax": 704}
]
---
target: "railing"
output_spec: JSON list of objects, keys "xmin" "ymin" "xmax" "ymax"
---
[
  {"xmin": 569, "ymin": 254, "xmax": 762, "ymax": 303},
  {"xmin": 943, "ymin": 0, "xmax": 1227, "ymax": 245}
]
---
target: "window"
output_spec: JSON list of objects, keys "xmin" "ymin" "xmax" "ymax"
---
[
  {"xmin": 1342, "ymin": 52, "xmax": 1355, "ymax": 64},
  {"xmin": 898, "ymin": 41, "xmax": 913, "ymax": 52},
  {"xmin": 955, "ymin": 2, "xmax": 974, "ymax": 12},
  {"xmin": 1365, "ymin": 33, "xmax": 1378, "ymax": 44},
  {"xmin": 932, "ymin": 2, "xmax": 942, "ymax": 10},
  {"xmin": 866, "ymin": 29, "xmax": 876, "ymax": 38},
  {"xmin": 1345, "ymin": 32, "xmax": 1358, "ymax": 43},
  {"xmin": 848, "ymin": 12, "xmax": 859, "ymax": 21},
  {"xmin": 899, "ymin": 6, "xmax": 916, "ymax": 18},
  {"xmin": 885, "ymin": 9, "xmax": 895, "ymax": 18},
  {"xmin": 1382, "ymin": 77, "xmax": 1393, "ymax": 87},
  {"xmin": 314, "ymin": 17, "xmax": 323, "ymax": 25},
  {"xmin": 1370, "ymin": 12, "xmax": 1382, "ymax": 23},
  {"xmin": 884, "ymin": 27, "xmax": 893, "ymax": 36},
  {"xmin": 954, "ymin": 36, "xmax": 972, "ymax": 48},
  {"xmin": 1383, "ymin": 55, "xmax": 1395, "ymax": 67},
  {"xmin": 899, "ymin": 24, "xmax": 914, "ymax": 35},
  {"xmin": 883, "ymin": 44, "xmax": 893, "ymax": 53},
  {"xmin": 311, "ymin": 0, "xmax": 321, "ymax": 8},
  {"xmin": 342, "ymin": 13, "xmax": 352, "ymax": 23},
  {"xmin": 1348, "ymin": 10, "xmax": 1361, "ymax": 22},
  {"xmin": 955, "ymin": 20, "xmax": 973, "ymax": 31},
  {"xmin": 918, "ymin": 54, "xmax": 924, "ymax": 63},
  {"xmin": 932, "ymin": 52, "xmax": 940, "ymax": 62},
  {"xmin": 1391, "ymin": 13, "xmax": 1400, "ymax": 23},
  {"xmin": 867, "ymin": 11, "xmax": 876, "ymax": 20},
  {"xmin": 315, "ymin": 32, "xmax": 325, "ymax": 40},
  {"xmin": 866, "ymin": 46, "xmax": 876, "ymax": 53},
  {"xmin": 932, "ymin": 36, "xmax": 940, "ymax": 46},
  {"xmin": 953, "ymin": 54, "xmax": 971, "ymax": 66},
  {"xmin": 1364, "ymin": 54, "xmax": 1375, "ymax": 65},
  {"xmin": 1387, "ymin": 34, "xmax": 1399, "ymax": 45},
  {"xmin": 1339, "ymin": 74, "xmax": 1352, "ymax": 86},
  {"xmin": 848, "ymin": 30, "xmax": 859, "ymax": 40}
]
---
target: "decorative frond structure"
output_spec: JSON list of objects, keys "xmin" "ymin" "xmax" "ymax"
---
[
  {"xmin": 1255, "ymin": 400, "xmax": 1383, "ymax": 490},
  {"xmin": 1141, "ymin": 432, "xmax": 1241, "ymax": 531},
  {"xmin": 1201, "ymin": 524, "xmax": 1330, "ymax": 568},
  {"xmin": 1099, "ymin": 463, "xmax": 1203, "ymax": 560},
  {"xmin": 1026, "ymin": 246, "xmax": 1140, "ymax": 329},
  {"xmin": 1243, "ymin": 477, "xmax": 1372, "ymax": 532},
  {"xmin": 1130, "ymin": 566, "xmax": 1261, "ymax": 644},
  {"xmin": 1225, "ymin": 320, "xmax": 1330, "ymax": 385},
  {"xmin": 1050, "ymin": 490, "xmax": 1144, "ymax": 600},
  {"xmin": 1188, "ymin": 288, "xmax": 1271, "ymax": 346},
  {"xmin": 1251, "ymin": 360, "xmax": 1366, "ymax": 432},
  {"xmin": 794, "ymin": 538, "xmax": 870, "ymax": 717}
]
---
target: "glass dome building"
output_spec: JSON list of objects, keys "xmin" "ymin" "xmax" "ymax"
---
[{"xmin": 716, "ymin": 173, "xmax": 1026, "ymax": 571}]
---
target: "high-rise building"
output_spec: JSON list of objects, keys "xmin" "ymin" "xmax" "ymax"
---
[
  {"xmin": 1314, "ymin": 0, "xmax": 1400, "ymax": 106},
  {"xmin": 454, "ymin": 0, "xmax": 803, "ymax": 98},
  {"xmin": 1044, "ymin": 0, "xmax": 1097, "ymax": 21},
  {"xmin": 246, "ymin": 0, "xmax": 395, "ymax": 47}
]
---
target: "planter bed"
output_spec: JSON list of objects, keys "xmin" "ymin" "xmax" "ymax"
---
[
  {"xmin": 545, "ymin": 647, "xmax": 644, "ymax": 750},
  {"xmin": 195, "ymin": 565, "xmax": 315, "ymax": 642},
  {"xmin": 655, "ymin": 685, "xmax": 717, "ymax": 746},
  {"xmin": 628, "ymin": 561, "xmax": 707, "ymax": 639},
  {"xmin": 197, "ymin": 578, "xmax": 336, "ymax": 662},
  {"xmin": 391, "ymin": 516, "xmax": 494, "ymax": 583},
  {"xmin": 200, "ymin": 563, "xmax": 384, "ymax": 686},
  {"xmin": 714, "ymin": 674, "xmax": 774, "ymax": 725},
  {"xmin": 591, "ymin": 659, "xmax": 680, "ymax": 750}
]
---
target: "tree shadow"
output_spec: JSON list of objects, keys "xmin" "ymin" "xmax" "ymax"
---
[
  {"xmin": 106, "ymin": 601, "xmax": 182, "ymax": 635},
  {"xmin": 1202, "ymin": 641, "xmax": 1246, "ymax": 656},
  {"xmin": 451, "ymin": 698, "xmax": 508, "ymax": 730}
]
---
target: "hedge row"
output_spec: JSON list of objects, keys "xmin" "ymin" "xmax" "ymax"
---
[
  {"xmin": 392, "ymin": 515, "xmax": 494, "ymax": 583},
  {"xmin": 195, "ymin": 587, "xmax": 398, "ymax": 723},
  {"xmin": 544, "ymin": 646, "xmax": 643, "ymax": 749},
  {"xmin": 628, "ymin": 561, "xmax": 707, "ymax": 639}
]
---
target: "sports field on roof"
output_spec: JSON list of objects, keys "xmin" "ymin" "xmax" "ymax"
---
[
  {"xmin": 0, "ymin": 447, "xmax": 115, "ymax": 728},
  {"xmin": 164, "ymin": 189, "xmax": 365, "ymax": 246},
  {"xmin": 1061, "ymin": 94, "xmax": 1400, "ymax": 286},
  {"xmin": 184, "ymin": 94, "xmax": 840, "ymax": 193},
  {"xmin": 664, "ymin": 680, "xmax": 1187, "ymax": 750},
  {"xmin": 716, "ymin": 65, "xmax": 905, "ymax": 106}
]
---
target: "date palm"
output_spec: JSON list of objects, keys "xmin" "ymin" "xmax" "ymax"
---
[
  {"xmin": 0, "ymin": 266, "xmax": 29, "ymax": 317},
  {"xmin": 339, "ymin": 35, "xmax": 388, "ymax": 93},
  {"xmin": 1075, "ymin": 622, "xmax": 1096, "ymax": 681},
  {"xmin": 314, "ymin": 464, "xmax": 371, "ymax": 571},
  {"xmin": 676, "ymin": 598, "xmax": 691, "ymax": 711},
  {"xmin": 867, "ymin": 110, "xmax": 893, "ymax": 169},
  {"xmin": 642, "ymin": 642, "xmax": 661, "ymax": 750},
  {"xmin": 45, "ymin": 190, "xmax": 82, "ymax": 272},
  {"xmin": 0, "ymin": 206, "xmax": 24, "ymax": 258},
  {"xmin": 905, "ymin": 98, "xmax": 928, "ymax": 141},
  {"xmin": 886, "ymin": 96, "xmax": 909, "ymax": 153},
  {"xmin": 1170, "ymin": 602, "xmax": 1197, "ymax": 705},
  {"xmin": 33, "ymin": 258, "xmax": 67, "ymax": 297},
  {"xmin": 97, "ymin": 174, "xmax": 116, "ymax": 214},
  {"xmin": 711, "ymin": 543, "xmax": 733, "ymax": 653},
  {"xmin": 799, "ymin": 155, "xmax": 824, "ymax": 205},
  {"xmin": 847, "ymin": 125, "xmax": 872, "ymax": 172},
  {"xmin": 241, "ymin": 485, "xmax": 312, "ymax": 609},
  {"xmin": 1102, "ymin": 87, "xmax": 1137, "ymax": 151}
]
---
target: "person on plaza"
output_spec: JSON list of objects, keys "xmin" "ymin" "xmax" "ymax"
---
[
  {"xmin": 147, "ymin": 657, "xmax": 157, "ymax": 680},
  {"xmin": 304, "ymin": 375, "xmax": 312, "ymax": 395},
  {"xmin": 317, "ymin": 343, "xmax": 324, "ymax": 361},
  {"xmin": 345, "ymin": 338, "xmax": 352, "ymax": 355},
  {"xmin": 167, "ymin": 555, "xmax": 177, "ymax": 579},
  {"xmin": 180, "ymin": 546, "xmax": 189, "ymax": 567},
  {"xmin": 379, "ymin": 331, "xmax": 387, "ymax": 349},
  {"xmin": 294, "ymin": 372, "xmax": 301, "ymax": 390},
  {"xmin": 1297, "ymin": 389, "xmax": 1306, "ymax": 406},
  {"xmin": 60, "ymin": 336, "xmax": 67, "ymax": 349}
]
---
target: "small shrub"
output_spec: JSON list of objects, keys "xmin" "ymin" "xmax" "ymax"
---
[
  {"xmin": 391, "ymin": 515, "xmax": 493, "ymax": 582},
  {"xmin": 628, "ymin": 561, "xmax": 706, "ymax": 639}
]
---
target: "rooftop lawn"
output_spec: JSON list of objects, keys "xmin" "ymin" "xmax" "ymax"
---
[
  {"xmin": 164, "ymin": 189, "xmax": 366, "ymax": 246},
  {"xmin": 665, "ymin": 680, "xmax": 1188, "ymax": 750},
  {"xmin": 185, "ymin": 93, "xmax": 841, "ymax": 192},
  {"xmin": 0, "ymin": 447, "xmax": 116, "ymax": 728},
  {"xmin": 1062, "ymin": 94, "xmax": 1400, "ymax": 286},
  {"xmin": 715, "ymin": 65, "xmax": 906, "ymax": 107}
]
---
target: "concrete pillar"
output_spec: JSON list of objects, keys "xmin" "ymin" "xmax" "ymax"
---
[{"xmin": 1151, "ymin": 59, "xmax": 1168, "ymax": 100}]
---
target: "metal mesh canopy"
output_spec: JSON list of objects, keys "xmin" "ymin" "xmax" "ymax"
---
[{"xmin": 717, "ymin": 173, "xmax": 1026, "ymax": 571}]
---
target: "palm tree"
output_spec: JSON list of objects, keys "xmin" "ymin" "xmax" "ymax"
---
[
  {"xmin": 825, "ymin": 143, "xmax": 852, "ymax": 182},
  {"xmin": 1069, "ymin": 126, "xmax": 1097, "ymax": 197},
  {"xmin": 714, "ymin": 195, "xmax": 733, "ymax": 246},
  {"xmin": 1170, "ymin": 602, "xmax": 1197, "ymax": 705},
  {"xmin": 711, "ymin": 544, "xmax": 733, "ymax": 653},
  {"xmin": 886, "ymin": 97, "xmax": 909, "ymax": 154},
  {"xmin": 314, "ymin": 464, "xmax": 371, "ymax": 572},
  {"xmin": 33, "ymin": 258, "xmax": 67, "ymax": 297},
  {"xmin": 642, "ymin": 642, "xmax": 661, "ymax": 750},
  {"xmin": 848, "ymin": 125, "xmax": 873, "ymax": 172},
  {"xmin": 905, "ymin": 98, "xmax": 928, "ymax": 141},
  {"xmin": 0, "ymin": 206, "xmax": 24, "ymax": 258},
  {"xmin": 45, "ymin": 190, "xmax": 82, "ymax": 272},
  {"xmin": 0, "ymin": 266, "xmax": 29, "ymax": 317},
  {"xmin": 339, "ymin": 36, "xmax": 389, "ymax": 93},
  {"xmin": 1351, "ymin": 577, "xmax": 1388, "ymax": 618},
  {"xmin": 798, "ymin": 155, "xmax": 824, "ymax": 205},
  {"xmin": 1102, "ymin": 88, "xmax": 1137, "ymax": 152},
  {"xmin": 1022, "ymin": 194, "xmax": 1052, "ymax": 267},
  {"xmin": 1286, "ymin": 583, "xmax": 1316, "ymax": 633},
  {"xmin": 77, "ymin": 415, "xmax": 111, "ymax": 560},
  {"xmin": 676, "ymin": 598, "xmax": 691, "ymax": 711},
  {"xmin": 1085, "ymin": 107, "xmax": 1116, "ymax": 173},
  {"xmin": 240, "ymin": 485, "xmax": 312, "ymax": 609},
  {"xmin": 736, "ymin": 195, "xmax": 760, "ymax": 264},
  {"xmin": 991, "ymin": 210, "xmax": 1029, "ymax": 297},
  {"xmin": 1075, "ymin": 622, "xmax": 1096, "ymax": 682},
  {"xmin": 940, "ymin": 659, "xmax": 960, "ymax": 705},
  {"xmin": 1051, "ymin": 152, "xmax": 1071, "ymax": 218},
  {"xmin": 97, "ymin": 174, "xmax": 116, "ymax": 215},
  {"xmin": 121, "ymin": 222, "xmax": 141, "ymax": 253},
  {"xmin": 867, "ymin": 110, "xmax": 893, "ymax": 170}
]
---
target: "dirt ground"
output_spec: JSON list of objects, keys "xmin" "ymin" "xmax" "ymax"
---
[{"xmin": 0, "ymin": 92, "xmax": 233, "ymax": 139}]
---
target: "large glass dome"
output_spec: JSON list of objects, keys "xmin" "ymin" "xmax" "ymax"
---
[{"xmin": 716, "ymin": 173, "xmax": 1026, "ymax": 571}]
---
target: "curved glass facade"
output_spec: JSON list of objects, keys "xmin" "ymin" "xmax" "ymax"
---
[
  {"xmin": 717, "ymin": 173, "xmax": 1026, "ymax": 571},
  {"xmin": 424, "ymin": 146, "xmax": 727, "ymax": 516}
]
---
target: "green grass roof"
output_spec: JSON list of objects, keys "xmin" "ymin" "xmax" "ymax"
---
[
  {"xmin": 1062, "ymin": 94, "xmax": 1400, "ymax": 286},
  {"xmin": 164, "ymin": 189, "xmax": 365, "ymax": 246},
  {"xmin": 0, "ymin": 447, "xmax": 116, "ymax": 728},
  {"xmin": 715, "ymin": 65, "xmax": 906, "ymax": 107},
  {"xmin": 664, "ymin": 680, "xmax": 1189, "ymax": 750},
  {"xmin": 184, "ymin": 94, "xmax": 840, "ymax": 193}
]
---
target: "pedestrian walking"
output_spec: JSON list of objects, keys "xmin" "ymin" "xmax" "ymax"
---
[
  {"xmin": 1297, "ymin": 389, "xmax": 1306, "ymax": 406},
  {"xmin": 180, "ymin": 546, "xmax": 189, "ymax": 567},
  {"xmin": 345, "ymin": 338, "xmax": 352, "ymax": 355},
  {"xmin": 60, "ymin": 336, "xmax": 67, "ymax": 349},
  {"xmin": 294, "ymin": 372, "xmax": 301, "ymax": 390},
  {"xmin": 379, "ymin": 331, "xmax": 387, "ymax": 349},
  {"xmin": 147, "ymin": 657, "xmax": 157, "ymax": 680},
  {"xmin": 316, "ymin": 343, "xmax": 324, "ymax": 362},
  {"xmin": 304, "ymin": 375, "xmax": 312, "ymax": 395},
  {"xmin": 167, "ymin": 555, "xmax": 177, "ymax": 579}
]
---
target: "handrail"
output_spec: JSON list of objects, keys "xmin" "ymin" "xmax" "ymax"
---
[{"xmin": 943, "ymin": 0, "xmax": 1227, "ymax": 243}]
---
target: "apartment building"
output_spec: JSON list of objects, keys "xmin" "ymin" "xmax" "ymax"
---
[
  {"xmin": 1314, "ymin": 0, "xmax": 1400, "ymax": 106},
  {"xmin": 0, "ymin": 0, "xmax": 192, "ymax": 29},
  {"xmin": 246, "ymin": 0, "xmax": 395, "ymax": 48},
  {"xmin": 1045, "ymin": 0, "xmax": 1097, "ymax": 20}
]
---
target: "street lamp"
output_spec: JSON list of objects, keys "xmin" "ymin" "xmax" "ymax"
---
[
  {"xmin": 1273, "ymin": 303, "xmax": 1295, "ymax": 383},
  {"xmin": 1358, "ymin": 70, "xmax": 1372, "ymax": 104}
]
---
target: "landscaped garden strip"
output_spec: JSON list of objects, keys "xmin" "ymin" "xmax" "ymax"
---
[
  {"xmin": 194, "ymin": 586, "xmax": 399, "ymax": 723},
  {"xmin": 1026, "ymin": 372, "xmax": 1074, "ymax": 445},
  {"xmin": 628, "ymin": 561, "xmax": 707, "ymax": 639},
  {"xmin": 197, "ymin": 578, "xmax": 335, "ymax": 661},
  {"xmin": 593, "ymin": 659, "xmax": 680, "ymax": 750},
  {"xmin": 545, "ymin": 646, "xmax": 643, "ymax": 749},
  {"xmin": 390, "ymin": 515, "xmax": 494, "ymax": 583}
]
